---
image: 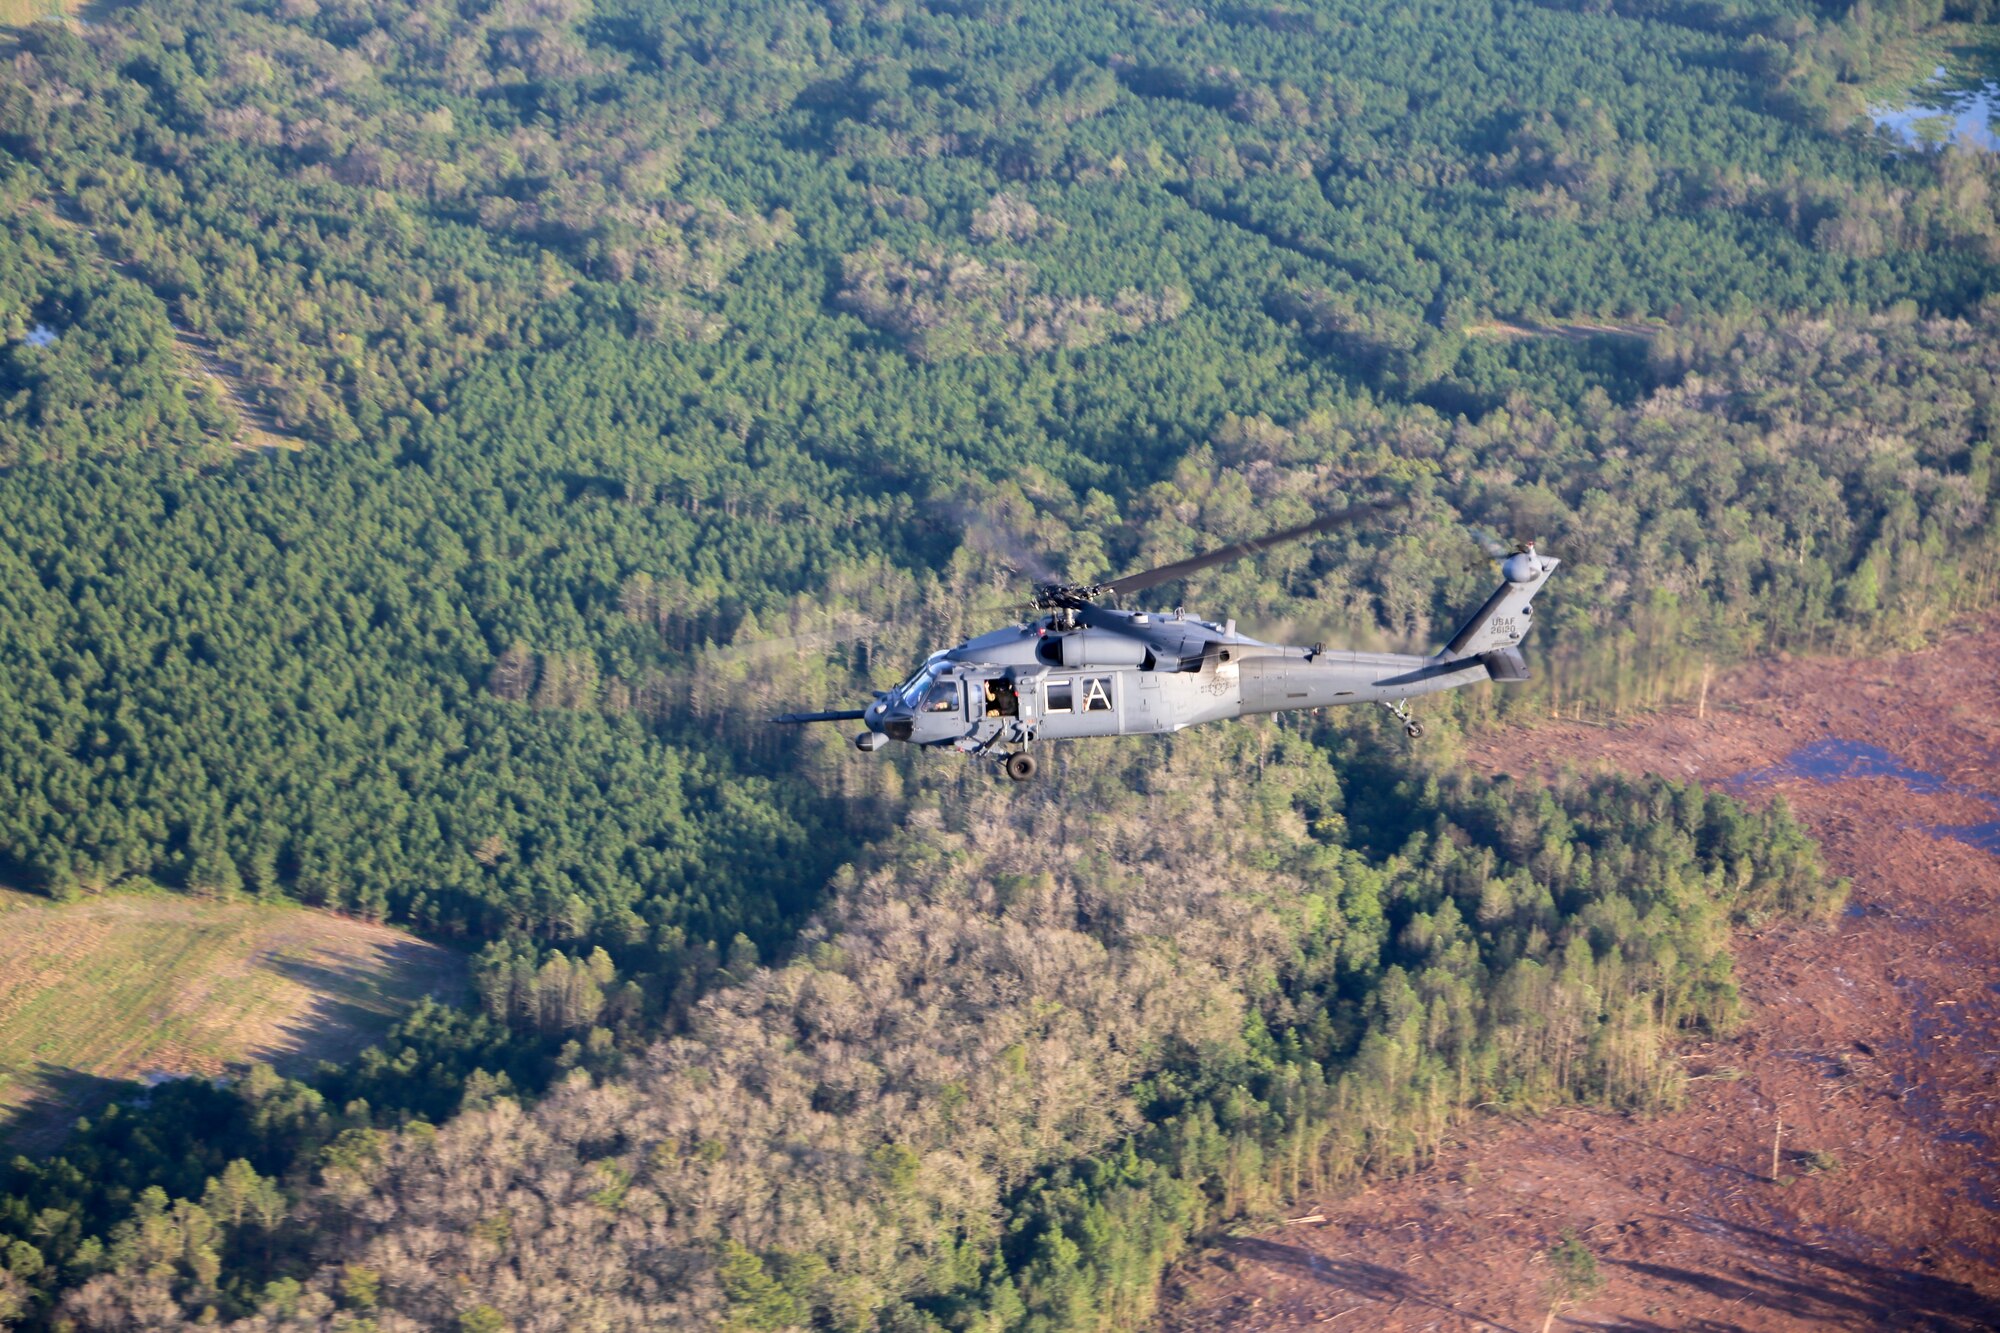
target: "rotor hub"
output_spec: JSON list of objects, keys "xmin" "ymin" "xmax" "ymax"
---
[{"xmin": 1032, "ymin": 582, "xmax": 1104, "ymax": 611}]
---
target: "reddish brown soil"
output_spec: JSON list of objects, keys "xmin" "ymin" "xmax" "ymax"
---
[{"xmin": 1159, "ymin": 620, "xmax": 2000, "ymax": 1332}]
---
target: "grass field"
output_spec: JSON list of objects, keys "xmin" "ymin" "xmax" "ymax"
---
[
  {"xmin": 1849, "ymin": 22, "xmax": 2000, "ymax": 101},
  {"xmin": 0, "ymin": 887, "xmax": 468, "ymax": 1149},
  {"xmin": 0, "ymin": 0, "xmax": 68, "ymax": 24}
]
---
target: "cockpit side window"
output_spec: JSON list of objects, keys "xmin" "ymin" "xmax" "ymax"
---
[{"xmin": 923, "ymin": 680, "xmax": 958, "ymax": 713}]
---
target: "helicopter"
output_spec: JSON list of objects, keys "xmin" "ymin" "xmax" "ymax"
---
[{"xmin": 773, "ymin": 501, "xmax": 1559, "ymax": 781}]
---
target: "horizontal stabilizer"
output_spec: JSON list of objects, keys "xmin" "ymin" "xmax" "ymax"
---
[{"xmin": 1481, "ymin": 647, "xmax": 1530, "ymax": 682}]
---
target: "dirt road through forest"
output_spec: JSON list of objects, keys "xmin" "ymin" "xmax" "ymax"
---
[{"xmin": 1160, "ymin": 618, "xmax": 2000, "ymax": 1331}]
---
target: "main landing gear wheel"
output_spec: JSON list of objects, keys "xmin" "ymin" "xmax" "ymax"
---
[
  {"xmin": 1404, "ymin": 722, "xmax": 1424, "ymax": 739},
  {"xmin": 1004, "ymin": 752, "xmax": 1038, "ymax": 782}
]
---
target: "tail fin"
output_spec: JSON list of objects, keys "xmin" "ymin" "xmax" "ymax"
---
[{"xmin": 1439, "ymin": 547, "xmax": 1559, "ymax": 660}]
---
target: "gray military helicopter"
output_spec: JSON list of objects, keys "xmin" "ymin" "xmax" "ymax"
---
[{"xmin": 775, "ymin": 502, "xmax": 1558, "ymax": 780}]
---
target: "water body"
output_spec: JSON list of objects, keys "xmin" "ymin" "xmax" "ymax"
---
[
  {"xmin": 1870, "ymin": 64, "xmax": 2000, "ymax": 151},
  {"xmin": 22, "ymin": 323, "xmax": 56, "ymax": 348},
  {"xmin": 1731, "ymin": 738, "xmax": 2000, "ymax": 856}
]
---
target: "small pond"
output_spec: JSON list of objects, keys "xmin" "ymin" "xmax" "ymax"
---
[
  {"xmin": 1870, "ymin": 63, "xmax": 2000, "ymax": 151},
  {"xmin": 1731, "ymin": 738, "xmax": 2000, "ymax": 857}
]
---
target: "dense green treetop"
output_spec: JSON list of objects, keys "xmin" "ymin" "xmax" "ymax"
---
[{"xmin": 0, "ymin": 0, "xmax": 1993, "ymax": 1324}]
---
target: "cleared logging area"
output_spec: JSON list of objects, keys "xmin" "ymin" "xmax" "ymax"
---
[{"xmin": 0, "ymin": 889, "xmax": 466, "ymax": 1150}]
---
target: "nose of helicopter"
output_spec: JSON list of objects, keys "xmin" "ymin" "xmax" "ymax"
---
[{"xmin": 858, "ymin": 698, "xmax": 912, "ymax": 747}]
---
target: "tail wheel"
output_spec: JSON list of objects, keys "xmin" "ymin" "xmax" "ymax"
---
[
  {"xmin": 1404, "ymin": 722, "xmax": 1424, "ymax": 740},
  {"xmin": 1005, "ymin": 752, "xmax": 1038, "ymax": 782}
]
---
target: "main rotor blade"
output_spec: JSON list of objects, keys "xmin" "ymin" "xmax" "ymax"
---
[
  {"xmin": 1098, "ymin": 497, "xmax": 1402, "ymax": 598},
  {"xmin": 951, "ymin": 503, "xmax": 1060, "ymax": 585},
  {"xmin": 706, "ymin": 614, "xmax": 894, "ymax": 662},
  {"xmin": 967, "ymin": 595, "xmax": 1038, "ymax": 621}
]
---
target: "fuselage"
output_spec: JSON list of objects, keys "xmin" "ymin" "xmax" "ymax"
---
[
  {"xmin": 863, "ymin": 606, "xmax": 1492, "ymax": 753},
  {"xmin": 838, "ymin": 549, "xmax": 1559, "ymax": 762}
]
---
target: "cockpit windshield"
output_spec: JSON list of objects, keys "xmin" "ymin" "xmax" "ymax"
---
[{"xmin": 897, "ymin": 655, "xmax": 947, "ymax": 708}]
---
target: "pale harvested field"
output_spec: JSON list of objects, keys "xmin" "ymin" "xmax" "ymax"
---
[
  {"xmin": 0, "ymin": 889, "xmax": 467, "ymax": 1149},
  {"xmin": 1463, "ymin": 317, "xmax": 1658, "ymax": 341},
  {"xmin": 0, "ymin": 0, "xmax": 68, "ymax": 24}
]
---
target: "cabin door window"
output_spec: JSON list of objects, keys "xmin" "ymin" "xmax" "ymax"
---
[{"xmin": 983, "ymin": 678, "xmax": 1018, "ymax": 717}]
